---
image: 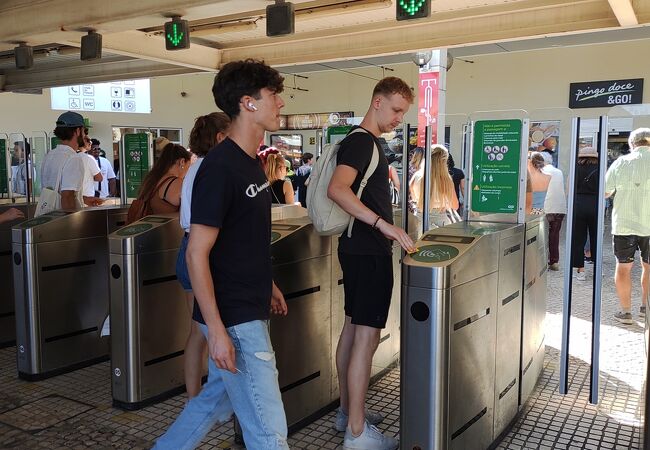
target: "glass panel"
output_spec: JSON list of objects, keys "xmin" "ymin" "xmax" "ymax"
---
[
  {"xmin": 8, "ymin": 133, "xmax": 28, "ymax": 204},
  {"xmin": 29, "ymin": 132, "xmax": 48, "ymax": 198},
  {"xmin": 158, "ymin": 128, "xmax": 181, "ymax": 143}
]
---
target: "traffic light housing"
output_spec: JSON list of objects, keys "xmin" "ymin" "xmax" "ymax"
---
[
  {"xmin": 396, "ymin": 0, "xmax": 431, "ymax": 21},
  {"xmin": 164, "ymin": 17, "xmax": 190, "ymax": 50}
]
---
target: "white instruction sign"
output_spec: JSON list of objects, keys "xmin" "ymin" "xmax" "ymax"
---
[{"xmin": 51, "ymin": 79, "xmax": 151, "ymax": 114}]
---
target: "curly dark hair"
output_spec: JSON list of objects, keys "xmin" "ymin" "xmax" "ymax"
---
[
  {"xmin": 189, "ymin": 112, "xmax": 230, "ymax": 157},
  {"xmin": 212, "ymin": 59, "xmax": 284, "ymax": 118}
]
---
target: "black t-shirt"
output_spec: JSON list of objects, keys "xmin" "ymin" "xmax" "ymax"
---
[
  {"xmin": 190, "ymin": 138, "xmax": 272, "ymax": 328},
  {"xmin": 576, "ymin": 162, "xmax": 600, "ymax": 195},
  {"xmin": 336, "ymin": 126, "xmax": 393, "ymax": 256},
  {"xmin": 270, "ymin": 179, "xmax": 287, "ymax": 204},
  {"xmin": 450, "ymin": 167, "xmax": 465, "ymax": 200}
]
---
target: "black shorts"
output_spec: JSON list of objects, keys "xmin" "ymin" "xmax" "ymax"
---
[
  {"xmin": 338, "ymin": 252, "xmax": 394, "ymax": 329},
  {"xmin": 613, "ymin": 235, "xmax": 650, "ymax": 264}
]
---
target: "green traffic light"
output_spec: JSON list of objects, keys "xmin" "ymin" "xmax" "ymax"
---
[
  {"xmin": 399, "ymin": 0, "xmax": 426, "ymax": 15},
  {"xmin": 167, "ymin": 23, "xmax": 184, "ymax": 47}
]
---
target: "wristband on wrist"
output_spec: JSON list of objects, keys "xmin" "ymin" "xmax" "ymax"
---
[{"xmin": 372, "ymin": 215, "xmax": 381, "ymax": 229}]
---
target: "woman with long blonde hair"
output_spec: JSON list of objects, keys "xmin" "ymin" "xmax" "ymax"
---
[
  {"xmin": 265, "ymin": 152, "xmax": 295, "ymax": 204},
  {"xmin": 409, "ymin": 145, "xmax": 459, "ymax": 227}
]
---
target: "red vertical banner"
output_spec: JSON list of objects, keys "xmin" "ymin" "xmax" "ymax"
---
[{"xmin": 417, "ymin": 71, "xmax": 440, "ymax": 147}]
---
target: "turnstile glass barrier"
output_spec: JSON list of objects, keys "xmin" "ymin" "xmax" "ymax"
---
[
  {"xmin": 0, "ymin": 203, "xmax": 34, "ymax": 348},
  {"xmin": 401, "ymin": 222, "xmax": 527, "ymax": 450},
  {"xmin": 109, "ymin": 214, "xmax": 190, "ymax": 410},
  {"xmin": 11, "ymin": 205, "xmax": 128, "ymax": 380}
]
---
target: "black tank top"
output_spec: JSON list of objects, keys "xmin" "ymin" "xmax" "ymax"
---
[{"xmin": 270, "ymin": 179, "xmax": 287, "ymax": 204}]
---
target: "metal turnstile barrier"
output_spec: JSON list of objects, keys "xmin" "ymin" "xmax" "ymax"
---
[
  {"xmin": 401, "ymin": 221, "xmax": 538, "ymax": 450},
  {"xmin": 109, "ymin": 214, "xmax": 189, "ymax": 409},
  {"xmin": 12, "ymin": 206, "xmax": 128, "ymax": 380},
  {"xmin": 520, "ymin": 216, "xmax": 548, "ymax": 405},
  {"xmin": 1, "ymin": 203, "xmax": 33, "ymax": 348}
]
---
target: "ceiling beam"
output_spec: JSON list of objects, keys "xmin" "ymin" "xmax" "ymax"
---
[
  {"xmin": 220, "ymin": 1, "xmax": 621, "ymax": 66},
  {"xmin": 607, "ymin": 0, "xmax": 639, "ymax": 26},
  {"xmin": 1, "ymin": 57, "xmax": 201, "ymax": 91}
]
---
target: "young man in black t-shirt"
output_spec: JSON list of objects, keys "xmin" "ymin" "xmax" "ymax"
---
[
  {"xmin": 154, "ymin": 60, "xmax": 289, "ymax": 450},
  {"xmin": 328, "ymin": 78, "xmax": 416, "ymax": 450}
]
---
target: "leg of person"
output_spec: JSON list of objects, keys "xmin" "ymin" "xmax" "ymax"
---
[
  {"xmin": 153, "ymin": 324, "xmax": 233, "ymax": 450},
  {"xmin": 176, "ymin": 234, "xmax": 207, "ymax": 398},
  {"xmin": 571, "ymin": 206, "xmax": 588, "ymax": 279},
  {"xmin": 613, "ymin": 235, "xmax": 636, "ymax": 324},
  {"xmin": 342, "ymin": 254, "xmax": 397, "ymax": 450},
  {"xmin": 336, "ymin": 316, "xmax": 356, "ymax": 419},
  {"xmin": 334, "ymin": 254, "xmax": 384, "ymax": 433},
  {"xmin": 640, "ymin": 237, "xmax": 650, "ymax": 316},
  {"xmin": 221, "ymin": 320, "xmax": 289, "ymax": 450},
  {"xmin": 185, "ymin": 294, "xmax": 207, "ymax": 398},
  {"xmin": 547, "ymin": 213, "xmax": 564, "ymax": 268}
]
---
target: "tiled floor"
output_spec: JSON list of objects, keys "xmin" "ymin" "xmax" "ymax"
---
[{"xmin": 0, "ymin": 230, "xmax": 646, "ymax": 449}]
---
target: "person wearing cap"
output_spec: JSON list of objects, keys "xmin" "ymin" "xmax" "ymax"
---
[
  {"xmin": 90, "ymin": 138, "xmax": 116, "ymax": 198},
  {"xmin": 605, "ymin": 128, "xmax": 650, "ymax": 325},
  {"xmin": 40, "ymin": 111, "xmax": 95, "ymax": 210},
  {"xmin": 540, "ymin": 152, "xmax": 567, "ymax": 270},
  {"xmin": 571, "ymin": 146, "xmax": 600, "ymax": 282}
]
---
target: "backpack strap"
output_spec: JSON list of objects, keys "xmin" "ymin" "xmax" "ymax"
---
[{"xmin": 346, "ymin": 129, "xmax": 380, "ymax": 238}]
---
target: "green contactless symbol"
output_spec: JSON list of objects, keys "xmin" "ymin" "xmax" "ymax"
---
[
  {"xmin": 271, "ymin": 232, "xmax": 282, "ymax": 243},
  {"xmin": 410, "ymin": 245, "xmax": 460, "ymax": 263},
  {"xmin": 116, "ymin": 223, "xmax": 153, "ymax": 236}
]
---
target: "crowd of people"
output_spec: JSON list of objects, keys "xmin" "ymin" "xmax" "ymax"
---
[{"xmin": 5, "ymin": 55, "xmax": 648, "ymax": 449}]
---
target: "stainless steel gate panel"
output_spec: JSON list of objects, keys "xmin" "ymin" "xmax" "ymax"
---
[
  {"xmin": 494, "ymin": 230, "xmax": 525, "ymax": 438},
  {"xmin": 32, "ymin": 237, "xmax": 108, "ymax": 369},
  {"xmin": 0, "ymin": 203, "xmax": 32, "ymax": 347},
  {"xmin": 448, "ymin": 272, "xmax": 497, "ymax": 450},
  {"xmin": 401, "ymin": 285, "xmax": 450, "ymax": 450},
  {"xmin": 521, "ymin": 220, "xmax": 541, "ymax": 404},
  {"xmin": 12, "ymin": 208, "xmax": 123, "ymax": 379},
  {"xmin": 137, "ymin": 250, "xmax": 189, "ymax": 401},
  {"xmin": 109, "ymin": 215, "xmax": 187, "ymax": 409},
  {"xmin": 271, "ymin": 256, "xmax": 332, "ymax": 428},
  {"xmin": 330, "ymin": 236, "xmax": 344, "ymax": 400}
]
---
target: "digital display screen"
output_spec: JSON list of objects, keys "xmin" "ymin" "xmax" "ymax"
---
[
  {"xmin": 50, "ymin": 79, "xmax": 151, "ymax": 114},
  {"xmin": 422, "ymin": 235, "xmax": 474, "ymax": 244}
]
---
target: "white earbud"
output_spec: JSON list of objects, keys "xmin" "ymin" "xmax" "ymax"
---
[{"xmin": 248, "ymin": 102, "xmax": 258, "ymax": 111}]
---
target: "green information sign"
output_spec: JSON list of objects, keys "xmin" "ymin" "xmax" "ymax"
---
[
  {"xmin": 124, "ymin": 134, "xmax": 151, "ymax": 198},
  {"xmin": 0, "ymin": 139, "xmax": 7, "ymax": 196},
  {"xmin": 410, "ymin": 245, "xmax": 460, "ymax": 263},
  {"xmin": 50, "ymin": 136, "xmax": 61, "ymax": 150},
  {"xmin": 471, "ymin": 119, "xmax": 523, "ymax": 214}
]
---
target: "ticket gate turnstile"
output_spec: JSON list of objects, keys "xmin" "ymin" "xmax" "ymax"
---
[
  {"xmin": 1, "ymin": 203, "xmax": 33, "ymax": 348},
  {"xmin": 12, "ymin": 206, "xmax": 128, "ymax": 380},
  {"xmin": 401, "ymin": 222, "xmax": 528, "ymax": 450},
  {"xmin": 109, "ymin": 215, "xmax": 189, "ymax": 410}
]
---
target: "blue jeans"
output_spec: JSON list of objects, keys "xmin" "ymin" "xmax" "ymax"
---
[
  {"xmin": 175, "ymin": 233, "xmax": 192, "ymax": 292},
  {"xmin": 153, "ymin": 320, "xmax": 288, "ymax": 450}
]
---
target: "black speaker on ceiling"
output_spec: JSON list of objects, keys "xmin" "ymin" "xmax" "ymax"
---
[
  {"xmin": 14, "ymin": 43, "xmax": 33, "ymax": 70},
  {"xmin": 81, "ymin": 32, "xmax": 102, "ymax": 61},
  {"xmin": 266, "ymin": 1, "xmax": 294, "ymax": 37}
]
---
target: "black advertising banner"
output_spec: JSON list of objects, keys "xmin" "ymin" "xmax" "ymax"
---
[{"xmin": 569, "ymin": 78, "xmax": 643, "ymax": 109}]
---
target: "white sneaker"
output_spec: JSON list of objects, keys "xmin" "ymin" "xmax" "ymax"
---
[
  {"xmin": 343, "ymin": 421, "xmax": 398, "ymax": 450},
  {"xmin": 334, "ymin": 407, "xmax": 383, "ymax": 432},
  {"xmin": 574, "ymin": 270, "xmax": 586, "ymax": 281}
]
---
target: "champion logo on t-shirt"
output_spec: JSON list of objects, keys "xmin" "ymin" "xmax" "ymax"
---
[{"xmin": 245, "ymin": 181, "xmax": 270, "ymax": 198}]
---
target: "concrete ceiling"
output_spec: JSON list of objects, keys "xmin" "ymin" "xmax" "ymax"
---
[{"xmin": 0, "ymin": 0, "xmax": 649, "ymax": 91}]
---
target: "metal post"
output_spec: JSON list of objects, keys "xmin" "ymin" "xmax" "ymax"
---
[
  {"xmin": 422, "ymin": 125, "xmax": 433, "ymax": 233},
  {"xmin": 119, "ymin": 138, "xmax": 127, "ymax": 205},
  {"xmin": 590, "ymin": 116, "xmax": 609, "ymax": 404},
  {"xmin": 560, "ymin": 117, "xmax": 580, "ymax": 395},
  {"xmin": 461, "ymin": 123, "xmax": 470, "ymax": 220},
  {"xmin": 401, "ymin": 123, "xmax": 410, "ymax": 237}
]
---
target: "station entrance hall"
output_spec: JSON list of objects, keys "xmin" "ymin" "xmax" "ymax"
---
[{"xmin": 1, "ymin": 1, "xmax": 650, "ymax": 449}]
